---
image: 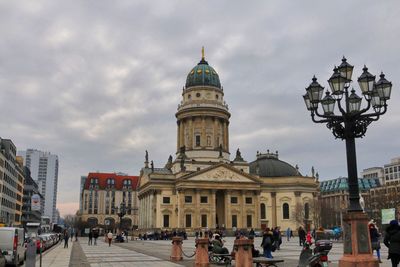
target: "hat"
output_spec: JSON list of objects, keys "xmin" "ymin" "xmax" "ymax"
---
[
  {"xmin": 368, "ymin": 219, "xmax": 376, "ymax": 225},
  {"xmin": 390, "ymin": 220, "xmax": 399, "ymax": 226}
]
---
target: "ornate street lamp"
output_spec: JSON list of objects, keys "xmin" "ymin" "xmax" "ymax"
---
[
  {"xmin": 302, "ymin": 57, "xmax": 392, "ymax": 266},
  {"xmin": 113, "ymin": 201, "xmax": 137, "ymax": 230},
  {"xmin": 303, "ymin": 57, "xmax": 391, "ymax": 211}
]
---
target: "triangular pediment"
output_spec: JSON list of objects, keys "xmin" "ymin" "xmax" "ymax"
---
[{"xmin": 180, "ymin": 164, "xmax": 261, "ymax": 184}]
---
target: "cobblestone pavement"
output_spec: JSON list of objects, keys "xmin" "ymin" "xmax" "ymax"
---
[
  {"xmin": 79, "ymin": 237, "xmax": 184, "ymax": 267},
  {"xmin": 72, "ymin": 236, "xmax": 392, "ymax": 267},
  {"xmin": 119, "ymin": 236, "xmax": 391, "ymax": 267}
]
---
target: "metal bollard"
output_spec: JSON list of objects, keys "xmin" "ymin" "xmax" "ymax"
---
[{"xmin": 25, "ymin": 238, "xmax": 36, "ymax": 267}]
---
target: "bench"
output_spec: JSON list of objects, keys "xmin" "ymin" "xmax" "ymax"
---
[
  {"xmin": 253, "ymin": 257, "xmax": 284, "ymax": 267},
  {"xmin": 209, "ymin": 253, "xmax": 232, "ymax": 266}
]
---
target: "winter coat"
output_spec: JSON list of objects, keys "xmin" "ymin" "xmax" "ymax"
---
[
  {"xmin": 384, "ymin": 225, "xmax": 400, "ymax": 255},
  {"xmin": 298, "ymin": 229, "xmax": 306, "ymax": 240},
  {"xmin": 369, "ymin": 227, "xmax": 380, "ymax": 243},
  {"xmin": 261, "ymin": 233, "xmax": 274, "ymax": 249}
]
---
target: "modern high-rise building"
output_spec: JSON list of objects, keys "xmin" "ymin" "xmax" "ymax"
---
[
  {"xmin": 18, "ymin": 149, "xmax": 59, "ymax": 223},
  {"xmin": 0, "ymin": 138, "xmax": 24, "ymax": 226}
]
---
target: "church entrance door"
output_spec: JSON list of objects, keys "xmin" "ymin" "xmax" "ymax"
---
[{"xmin": 215, "ymin": 190, "xmax": 226, "ymax": 228}]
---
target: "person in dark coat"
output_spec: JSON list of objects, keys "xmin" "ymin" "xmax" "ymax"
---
[
  {"xmin": 64, "ymin": 232, "xmax": 69, "ymax": 248},
  {"xmin": 298, "ymin": 226, "xmax": 306, "ymax": 247},
  {"xmin": 384, "ymin": 220, "xmax": 400, "ymax": 267},
  {"xmin": 261, "ymin": 228, "xmax": 274, "ymax": 259},
  {"xmin": 88, "ymin": 230, "xmax": 93, "ymax": 245},
  {"xmin": 369, "ymin": 222, "xmax": 382, "ymax": 263},
  {"xmin": 211, "ymin": 235, "xmax": 229, "ymax": 254}
]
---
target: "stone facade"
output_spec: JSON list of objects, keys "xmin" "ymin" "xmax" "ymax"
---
[
  {"xmin": 80, "ymin": 173, "xmax": 139, "ymax": 230},
  {"xmin": 138, "ymin": 52, "xmax": 319, "ymax": 232}
]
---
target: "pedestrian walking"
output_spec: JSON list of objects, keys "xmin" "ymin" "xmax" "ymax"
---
[
  {"xmin": 261, "ymin": 228, "xmax": 275, "ymax": 259},
  {"xmin": 64, "ymin": 232, "xmax": 69, "ymax": 248},
  {"xmin": 384, "ymin": 220, "xmax": 400, "ymax": 267},
  {"xmin": 93, "ymin": 230, "xmax": 99, "ymax": 245},
  {"xmin": 286, "ymin": 227, "xmax": 291, "ymax": 241},
  {"xmin": 273, "ymin": 227, "xmax": 281, "ymax": 250},
  {"xmin": 107, "ymin": 231, "xmax": 113, "ymax": 247},
  {"xmin": 88, "ymin": 230, "xmax": 93, "ymax": 245},
  {"xmin": 298, "ymin": 226, "xmax": 306, "ymax": 247},
  {"xmin": 369, "ymin": 221, "xmax": 382, "ymax": 263}
]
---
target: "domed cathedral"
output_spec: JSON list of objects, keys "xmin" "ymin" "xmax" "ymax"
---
[{"xmin": 137, "ymin": 49, "xmax": 319, "ymax": 232}]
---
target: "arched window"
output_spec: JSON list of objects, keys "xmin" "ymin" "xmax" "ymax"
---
[
  {"xmin": 304, "ymin": 203, "xmax": 310, "ymax": 219},
  {"xmin": 283, "ymin": 203, "xmax": 290, "ymax": 219},
  {"xmin": 260, "ymin": 203, "xmax": 266, "ymax": 219}
]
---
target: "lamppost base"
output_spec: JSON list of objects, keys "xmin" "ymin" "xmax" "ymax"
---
[{"xmin": 338, "ymin": 211, "xmax": 378, "ymax": 267}]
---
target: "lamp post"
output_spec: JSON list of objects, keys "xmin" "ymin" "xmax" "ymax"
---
[
  {"xmin": 302, "ymin": 57, "xmax": 392, "ymax": 267},
  {"xmin": 113, "ymin": 201, "xmax": 137, "ymax": 231}
]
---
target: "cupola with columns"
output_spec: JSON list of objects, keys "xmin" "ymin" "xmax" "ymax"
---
[{"xmin": 175, "ymin": 48, "xmax": 231, "ymax": 165}]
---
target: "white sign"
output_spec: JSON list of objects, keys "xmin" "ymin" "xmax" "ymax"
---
[{"xmin": 31, "ymin": 194, "xmax": 41, "ymax": 211}]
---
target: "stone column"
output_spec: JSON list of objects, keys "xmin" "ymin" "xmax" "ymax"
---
[
  {"xmin": 241, "ymin": 190, "xmax": 246, "ymax": 228},
  {"xmin": 195, "ymin": 189, "xmax": 200, "ymax": 228},
  {"xmin": 222, "ymin": 121, "xmax": 227, "ymax": 151},
  {"xmin": 213, "ymin": 118, "xmax": 218, "ymax": 149},
  {"xmin": 254, "ymin": 191, "xmax": 260, "ymax": 229},
  {"xmin": 178, "ymin": 190, "xmax": 184, "ymax": 228},
  {"xmin": 226, "ymin": 121, "xmax": 229, "ymax": 152},
  {"xmin": 181, "ymin": 120, "xmax": 185, "ymax": 148},
  {"xmin": 177, "ymin": 121, "xmax": 180, "ymax": 151},
  {"xmin": 225, "ymin": 190, "xmax": 231, "ymax": 228},
  {"xmin": 189, "ymin": 118, "xmax": 193, "ymax": 149},
  {"xmin": 210, "ymin": 190, "xmax": 216, "ymax": 228},
  {"xmin": 201, "ymin": 116, "xmax": 206, "ymax": 147},
  {"xmin": 149, "ymin": 191, "xmax": 154, "ymax": 228},
  {"xmin": 271, "ymin": 192, "xmax": 277, "ymax": 228}
]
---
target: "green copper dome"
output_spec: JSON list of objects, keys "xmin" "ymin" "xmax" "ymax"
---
[{"xmin": 185, "ymin": 57, "xmax": 221, "ymax": 89}]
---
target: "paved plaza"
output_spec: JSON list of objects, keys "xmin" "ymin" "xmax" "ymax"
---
[{"xmin": 22, "ymin": 236, "xmax": 393, "ymax": 266}]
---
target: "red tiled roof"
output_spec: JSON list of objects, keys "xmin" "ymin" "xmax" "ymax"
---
[{"xmin": 84, "ymin": 172, "xmax": 139, "ymax": 190}]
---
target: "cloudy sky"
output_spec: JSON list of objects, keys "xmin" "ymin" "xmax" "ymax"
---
[{"xmin": 1, "ymin": 1, "xmax": 399, "ymax": 216}]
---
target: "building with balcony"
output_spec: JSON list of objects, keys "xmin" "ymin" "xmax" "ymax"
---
[
  {"xmin": 0, "ymin": 138, "xmax": 24, "ymax": 226},
  {"xmin": 80, "ymin": 172, "xmax": 139, "ymax": 230},
  {"xmin": 22, "ymin": 166, "xmax": 44, "ymax": 225}
]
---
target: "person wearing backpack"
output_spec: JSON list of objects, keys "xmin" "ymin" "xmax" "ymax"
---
[{"xmin": 261, "ymin": 228, "xmax": 275, "ymax": 259}]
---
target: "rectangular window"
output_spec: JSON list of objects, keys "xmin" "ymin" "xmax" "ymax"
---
[
  {"xmin": 200, "ymin": 196, "xmax": 208, "ymax": 203},
  {"xmin": 231, "ymin": 197, "xmax": 238, "ymax": 204},
  {"xmin": 246, "ymin": 215, "xmax": 252, "ymax": 228},
  {"xmin": 163, "ymin": 197, "xmax": 170, "ymax": 204},
  {"xmin": 163, "ymin": 214, "xmax": 169, "ymax": 228},
  {"xmin": 232, "ymin": 215, "xmax": 237, "ymax": 228},
  {"xmin": 185, "ymin": 214, "xmax": 192, "ymax": 227},
  {"xmin": 201, "ymin": 214, "xmax": 207, "ymax": 227},
  {"xmin": 195, "ymin": 135, "xmax": 201, "ymax": 147},
  {"xmin": 245, "ymin": 197, "xmax": 253, "ymax": 204},
  {"xmin": 185, "ymin": 196, "xmax": 193, "ymax": 203}
]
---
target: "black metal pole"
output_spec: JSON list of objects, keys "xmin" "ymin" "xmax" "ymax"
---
[{"xmin": 345, "ymin": 132, "xmax": 362, "ymax": 212}]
